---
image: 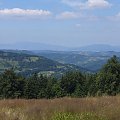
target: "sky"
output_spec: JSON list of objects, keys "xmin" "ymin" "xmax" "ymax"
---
[{"xmin": 0, "ymin": 0, "xmax": 120, "ymax": 47}]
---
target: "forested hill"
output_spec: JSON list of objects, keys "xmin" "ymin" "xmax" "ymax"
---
[
  {"xmin": 0, "ymin": 51, "xmax": 86, "ymax": 76},
  {"xmin": 32, "ymin": 51, "xmax": 120, "ymax": 72}
]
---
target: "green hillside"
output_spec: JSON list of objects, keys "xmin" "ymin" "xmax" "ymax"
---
[
  {"xmin": 0, "ymin": 51, "xmax": 85, "ymax": 76},
  {"xmin": 33, "ymin": 51, "xmax": 120, "ymax": 72},
  {"xmin": 3, "ymin": 50, "xmax": 119, "ymax": 73}
]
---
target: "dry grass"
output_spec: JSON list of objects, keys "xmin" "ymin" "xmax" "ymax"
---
[{"xmin": 0, "ymin": 96, "xmax": 120, "ymax": 120}]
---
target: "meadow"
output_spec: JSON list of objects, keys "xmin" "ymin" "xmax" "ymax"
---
[{"xmin": 0, "ymin": 96, "xmax": 120, "ymax": 120}]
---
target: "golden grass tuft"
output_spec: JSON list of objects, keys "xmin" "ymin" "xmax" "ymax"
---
[{"xmin": 0, "ymin": 96, "xmax": 120, "ymax": 120}]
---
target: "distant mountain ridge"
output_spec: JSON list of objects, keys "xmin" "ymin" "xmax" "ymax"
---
[
  {"xmin": 1, "ymin": 43, "xmax": 120, "ymax": 52},
  {"xmin": 0, "ymin": 42, "xmax": 70, "ymax": 51},
  {"xmin": 73, "ymin": 44, "xmax": 120, "ymax": 52}
]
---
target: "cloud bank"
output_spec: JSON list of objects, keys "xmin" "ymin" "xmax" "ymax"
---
[
  {"xmin": 56, "ymin": 11, "xmax": 98, "ymax": 21},
  {"xmin": 56, "ymin": 11, "xmax": 80, "ymax": 19},
  {"xmin": 112, "ymin": 12, "xmax": 120, "ymax": 21},
  {"xmin": 0, "ymin": 8, "xmax": 52, "ymax": 17},
  {"xmin": 62, "ymin": 0, "xmax": 112, "ymax": 9}
]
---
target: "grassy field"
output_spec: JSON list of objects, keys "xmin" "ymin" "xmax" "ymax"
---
[{"xmin": 0, "ymin": 96, "xmax": 120, "ymax": 120}]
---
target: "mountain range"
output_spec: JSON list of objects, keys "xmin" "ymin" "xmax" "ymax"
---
[
  {"xmin": 1, "ymin": 43, "xmax": 120, "ymax": 52},
  {"xmin": 0, "ymin": 42, "xmax": 70, "ymax": 51},
  {"xmin": 73, "ymin": 44, "xmax": 120, "ymax": 52},
  {"xmin": 0, "ymin": 43, "xmax": 120, "ymax": 74}
]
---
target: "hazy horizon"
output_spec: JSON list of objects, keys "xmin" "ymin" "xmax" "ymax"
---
[
  {"xmin": 0, "ymin": 0, "xmax": 120, "ymax": 47},
  {"xmin": 1, "ymin": 42, "xmax": 120, "ymax": 51}
]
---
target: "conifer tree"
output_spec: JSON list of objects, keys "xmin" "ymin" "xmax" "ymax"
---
[{"xmin": 97, "ymin": 55, "xmax": 120, "ymax": 95}]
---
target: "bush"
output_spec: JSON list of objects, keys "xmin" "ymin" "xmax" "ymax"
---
[{"xmin": 51, "ymin": 112, "xmax": 107, "ymax": 120}]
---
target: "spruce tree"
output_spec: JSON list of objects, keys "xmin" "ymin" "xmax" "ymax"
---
[{"xmin": 97, "ymin": 55, "xmax": 120, "ymax": 95}]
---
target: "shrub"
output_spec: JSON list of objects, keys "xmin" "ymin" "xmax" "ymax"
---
[{"xmin": 51, "ymin": 112, "xmax": 107, "ymax": 120}]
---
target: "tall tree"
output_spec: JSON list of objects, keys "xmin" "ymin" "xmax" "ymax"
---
[
  {"xmin": 97, "ymin": 55, "xmax": 120, "ymax": 95},
  {"xmin": 60, "ymin": 71, "xmax": 85, "ymax": 96},
  {"xmin": 0, "ymin": 69, "xmax": 25, "ymax": 99}
]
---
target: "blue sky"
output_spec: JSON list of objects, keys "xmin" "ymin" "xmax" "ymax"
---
[{"xmin": 0, "ymin": 0, "xmax": 120, "ymax": 47}]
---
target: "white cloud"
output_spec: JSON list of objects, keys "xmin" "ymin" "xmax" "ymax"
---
[
  {"xmin": 0, "ymin": 8, "xmax": 52, "ymax": 17},
  {"xmin": 108, "ymin": 12, "xmax": 120, "ymax": 21},
  {"xmin": 62, "ymin": 0, "xmax": 112, "ymax": 9},
  {"xmin": 75, "ymin": 23, "xmax": 81, "ymax": 27},
  {"xmin": 56, "ymin": 11, "xmax": 99, "ymax": 21},
  {"xmin": 56, "ymin": 11, "xmax": 82, "ymax": 19},
  {"xmin": 117, "ymin": 13, "xmax": 120, "ymax": 17}
]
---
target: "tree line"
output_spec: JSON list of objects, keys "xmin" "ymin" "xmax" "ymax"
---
[{"xmin": 0, "ymin": 55, "xmax": 120, "ymax": 99}]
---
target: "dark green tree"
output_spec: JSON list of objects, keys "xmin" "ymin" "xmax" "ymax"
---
[
  {"xmin": 97, "ymin": 55, "xmax": 120, "ymax": 95},
  {"xmin": 52, "ymin": 81, "xmax": 65, "ymax": 98},
  {"xmin": 25, "ymin": 74, "xmax": 48, "ymax": 99},
  {"xmin": 0, "ymin": 69, "xmax": 25, "ymax": 99},
  {"xmin": 24, "ymin": 73, "xmax": 39, "ymax": 99},
  {"xmin": 85, "ymin": 73, "xmax": 98, "ymax": 96},
  {"xmin": 60, "ymin": 71, "xmax": 85, "ymax": 96}
]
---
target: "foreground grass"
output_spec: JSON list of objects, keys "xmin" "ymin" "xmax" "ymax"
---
[{"xmin": 0, "ymin": 96, "xmax": 120, "ymax": 120}]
